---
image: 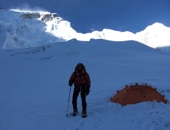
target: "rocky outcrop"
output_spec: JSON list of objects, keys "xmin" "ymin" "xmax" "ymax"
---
[
  {"xmin": 20, "ymin": 12, "xmax": 59, "ymax": 22},
  {"xmin": 41, "ymin": 13, "xmax": 58, "ymax": 22},
  {"xmin": 20, "ymin": 13, "xmax": 41, "ymax": 19}
]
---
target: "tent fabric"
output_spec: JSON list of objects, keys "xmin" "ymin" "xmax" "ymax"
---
[{"xmin": 110, "ymin": 83, "xmax": 168, "ymax": 106}]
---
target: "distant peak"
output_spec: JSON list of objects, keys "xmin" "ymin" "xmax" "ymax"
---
[
  {"xmin": 152, "ymin": 22, "xmax": 164, "ymax": 26},
  {"xmin": 145, "ymin": 22, "xmax": 167, "ymax": 30}
]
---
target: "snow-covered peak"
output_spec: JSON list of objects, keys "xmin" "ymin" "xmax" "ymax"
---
[
  {"xmin": 135, "ymin": 22, "xmax": 170, "ymax": 51},
  {"xmin": 145, "ymin": 22, "xmax": 166, "ymax": 30},
  {"xmin": 0, "ymin": 9, "xmax": 75, "ymax": 48},
  {"xmin": 0, "ymin": 9, "xmax": 170, "ymax": 52}
]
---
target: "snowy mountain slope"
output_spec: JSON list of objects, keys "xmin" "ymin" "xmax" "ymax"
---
[
  {"xmin": 0, "ymin": 39, "xmax": 170, "ymax": 130},
  {"xmin": 135, "ymin": 23, "xmax": 170, "ymax": 50},
  {"xmin": 0, "ymin": 9, "xmax": 68, "ymax": 48},
  {"xmin": 0, "ymin": 9, "xmax": 170, "ymax": 52}
]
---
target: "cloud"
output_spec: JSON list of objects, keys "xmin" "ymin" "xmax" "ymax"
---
[{"xmin": 10, "ymin": 3, "xmax": 50, "ymax": 13}]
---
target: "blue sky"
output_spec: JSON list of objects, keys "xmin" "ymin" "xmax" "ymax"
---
[{"xmin": 1, "ymin": 0, "xmax": 170, "ymax": 33}]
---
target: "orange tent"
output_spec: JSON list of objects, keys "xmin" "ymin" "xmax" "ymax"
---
[{"xmin": 110, "ymin": 83, "xmax": 168, "ymax": 106}]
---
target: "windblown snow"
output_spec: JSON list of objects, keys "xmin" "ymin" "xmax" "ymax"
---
[{"xmin": 0, "ymin": 9, "xmax": 170, "ymax": 52}]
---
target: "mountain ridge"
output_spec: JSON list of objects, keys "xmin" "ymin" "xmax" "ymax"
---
[{"xmin": 0, "ymin": 9, "xmax": 170, "ymax": 52}]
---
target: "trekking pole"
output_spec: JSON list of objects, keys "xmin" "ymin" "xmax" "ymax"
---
[{"xmin": 66, "ymin": 87, "xmax": 72, "ymax": 117}]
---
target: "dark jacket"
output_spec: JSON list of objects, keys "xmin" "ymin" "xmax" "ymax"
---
[{"xmin": 69, "ymin": 63, "xmax": 91, "ymax": 87}]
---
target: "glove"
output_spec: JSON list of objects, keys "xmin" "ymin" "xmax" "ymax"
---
[
  {"xmin": 69, "ymin": 80, "xmax": 73, "ymax": 87},
  {"xmin": 85, "ymin": 85, "xmax": 90, "ymax": 96}
]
